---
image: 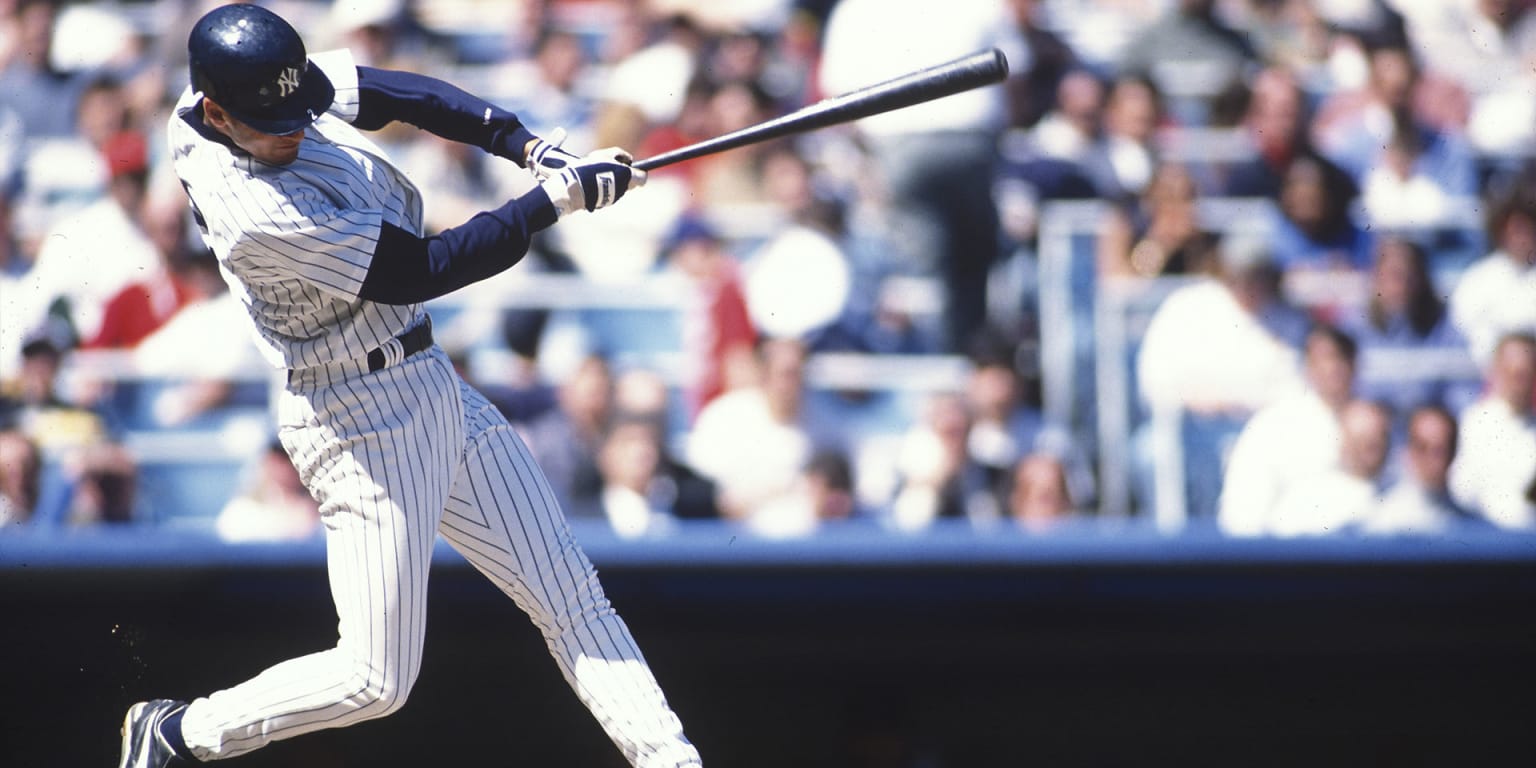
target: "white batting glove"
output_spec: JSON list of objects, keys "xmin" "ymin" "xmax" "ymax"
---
[
  {"xmin": 538, "ymin": 148, "xmax": 645, "ymax": 217},
  {"xmin": 525, "ymin": 127, "xmax": 580, "ymax": 181}
]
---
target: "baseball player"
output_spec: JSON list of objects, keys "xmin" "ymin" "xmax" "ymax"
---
[{"xmin": 116, "ymin": 5, "xmax": 700, "ymax": 767}]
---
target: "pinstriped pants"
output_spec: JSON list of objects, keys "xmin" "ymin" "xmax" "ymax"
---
[{"xmin": 179, "ymin": 348, "xmax": 701, "ymax": 767}]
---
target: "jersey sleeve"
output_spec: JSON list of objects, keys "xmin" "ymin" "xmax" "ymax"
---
[
  {"xmin": 309, "ymin": 49, "xmax": 362, "ymax": 124},
  {"xmin": 350, "ymin": 65, "xmax": 536, "ymax": 163}
]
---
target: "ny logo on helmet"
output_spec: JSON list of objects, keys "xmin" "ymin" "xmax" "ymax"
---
[{"xmin": 276, "ymin": 67, "xmax": 302, "ymax": 98}]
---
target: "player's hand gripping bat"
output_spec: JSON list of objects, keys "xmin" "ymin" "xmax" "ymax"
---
[{"xmin": 632, "ymin": 48, "xmax": 1010, "ymax": 172}]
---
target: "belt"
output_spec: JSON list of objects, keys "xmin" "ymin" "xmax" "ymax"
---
[
  {"xmin": 366, "ymin": 319, "xmax": 434, "ymax": 372},
  {"xmin": 287, "ymin": 319, "xmax": 434, "ymax": 386}
]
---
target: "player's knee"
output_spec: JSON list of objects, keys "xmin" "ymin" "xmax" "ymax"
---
[{"xmin": 346, "ymin": 667, "xmax": 418, "ymax": 720}]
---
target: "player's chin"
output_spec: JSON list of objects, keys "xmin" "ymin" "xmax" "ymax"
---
[
  {"xmin": 258, "ymin": 136, "xmax": 304, "ymax": 166},
  {"xmin": 273, "ymin": 143, "xmax": 304, "ymax": 165}
]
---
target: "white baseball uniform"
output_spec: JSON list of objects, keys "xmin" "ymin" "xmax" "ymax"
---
[{"xmin": 166, "ymin": 49, "xmax": 700, "ymax": 767}]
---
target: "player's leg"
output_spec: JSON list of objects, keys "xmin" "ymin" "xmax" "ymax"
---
[
  {"xmin": 174, "ymin": 356, "xmax": 464, "ymax": 760},
  {"xmin": 436, "ymin": 380, "xmax": 702, "ymax": 768}
]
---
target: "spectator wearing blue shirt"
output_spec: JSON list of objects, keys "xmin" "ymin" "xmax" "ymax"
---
[
  {"xmin": 1268, "ymin": 153, "xmax": 1371, "ymax": 272},
  {"xmin": 1312, "ymin": 33, "xmax": 1477, "ymax": 199},
  {"xmin": 0, "ymin": 0, "xmax": 93, "ymax": 140},
  {"xmin": 1341, "ymin": 237, "xmax": 1480, "ymax": 421}
]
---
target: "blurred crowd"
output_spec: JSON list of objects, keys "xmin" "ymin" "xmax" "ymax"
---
[{"xmin": 0, "ymin": 0, "xmax": 1532, "ymax": 542}]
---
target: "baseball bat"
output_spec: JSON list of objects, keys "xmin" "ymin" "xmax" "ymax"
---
[{"xmin": 632, "ymin": 48, "xmax": 1010, "ymax": 172}]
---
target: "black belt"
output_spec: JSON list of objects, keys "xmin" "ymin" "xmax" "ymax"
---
[{"xmin": 367, "ymin": 320, "xmax": 433, "ymax": 372}]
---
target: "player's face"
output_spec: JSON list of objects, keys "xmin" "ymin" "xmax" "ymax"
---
[{"xmin": 204, "ymin": 100, "xmax": 305, "ymax": 166}]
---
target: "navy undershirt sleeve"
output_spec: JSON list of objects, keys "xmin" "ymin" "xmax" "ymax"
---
[
  {"xmin": 359, "ymin": 190, "xmax": 559, "ymax": 304},
  {"xmin": 353, "ymin": 66, "xmax": 537, "ymax": 164}
]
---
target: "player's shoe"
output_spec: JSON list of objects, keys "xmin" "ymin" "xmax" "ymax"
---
[{"xmin": 118, "ymin": 699, "xmax": 190, "ymax": 768}]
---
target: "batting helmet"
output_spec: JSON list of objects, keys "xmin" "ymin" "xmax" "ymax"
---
[{"xmin": 188, "ymin": 4, "xmax": 334, "ymax": 136}]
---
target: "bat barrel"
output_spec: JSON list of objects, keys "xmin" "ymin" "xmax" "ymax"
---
[{"xmin": 633, "ymin": 48, "xmax": 1009, "ymax": 172}]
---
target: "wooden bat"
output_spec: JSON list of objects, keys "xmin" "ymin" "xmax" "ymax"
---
[{"xmin": 632, "ymin": 48, "xmax": 1010, "ymax": 172}]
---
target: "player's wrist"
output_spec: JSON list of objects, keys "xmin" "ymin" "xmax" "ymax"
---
[{"xmin": 519, "ymin": 184, "xmax": 563, "ymax": 229}]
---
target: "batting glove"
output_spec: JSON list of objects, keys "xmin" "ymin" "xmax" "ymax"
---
[
  {"xmin": 525, "ymin": 127, "xmax": 581, "ymax": 181},
  {"xmin": 539, "ymin": 148, "xmax": 646, "ymax": 217}
]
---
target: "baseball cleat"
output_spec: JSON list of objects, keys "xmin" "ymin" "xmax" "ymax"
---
[{"xmin": 118, "ymin": 699, "xmax": 189, "ymax": 768}]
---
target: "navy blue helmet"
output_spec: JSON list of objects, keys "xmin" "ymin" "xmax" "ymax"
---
[{"xmin": 187, "ymin": 4, "xmax": 334, "ymax": 135}]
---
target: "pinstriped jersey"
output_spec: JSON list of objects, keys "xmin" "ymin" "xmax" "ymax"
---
[{"xmin": 167, "ymin": 49, "xmax": 426, "ymax": 370}]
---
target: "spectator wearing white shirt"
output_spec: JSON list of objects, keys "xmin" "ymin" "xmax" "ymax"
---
[
  {"xmin": 1260, "ymin": 398, "xmax": 1393, "ymax": 537},
  {"xmin": 1219, "ymin": 324, "xmax": 1359, "ymax": 537},
  {"xmin": 1137, "ymin": 236, "xmax": 1308, "ymax": 419},
  {"xmin": 9, "ymin": 131, "xmax": 158, "ymax": 356},
  {"xmin": 1449, "ymin": 184, "xmax": 1536, "ymax": 368},
  {"xmin": 1450, "ymin": 332, "xmax": 1536, "ymax": 530},
  {"xmin": 581, "ymin": 413, "xmax": 679, "ymax": 540},
  {"xmin": 1364, "ymin": 404, "xmax": 1480, "ymax": 535},
  {"xmin": 686, "ymin": 337, "xmax": 815, "ymax": 524}
]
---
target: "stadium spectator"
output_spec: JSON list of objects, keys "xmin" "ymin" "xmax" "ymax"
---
[
  {"xmin": 1312, "ymin": 33, "xmax": 1476, "ymax": 197},
  {"xmin": 1137, "ymin": 236, "xmax": 1308, "ymax": 420},
  {"xmin": 1267, "ymin": 152, "xmax": 1370, "ymax": 274},
  {"xmin": 215, "ymin": 440, "xmax": 321, "ymax": 543},
  {"xmin": 0, "ymin": 428, "xmax": 41, "ymax": 526},
  {"xmin": 12, "ymin": 129, "xmax": 158, "ymax": 351},
  {"xmin": 83, "ymin": 190, "xmax": 208, "ymax": 350},
  {"xmin": 1018, "ymin": 67, "xmax": 1105, "ymax": 169},
  {"xmin": 1081, "ymin": 73, "xmax": 1165, "ymax": 205},
  {"xmin": 1117, "ymin": 0, "xmax": 1258, "ymax": 126},
  {"xmin": 728, "ymin": 447, "xmax": 863, "ymax": 540},
  {"xmin": 1362, "ymin": 403, "xmax": 1480, "ymax": 536},
  {"xmin": 325, "ymin": 0, "xmax": 418, "ymax": 70},
  {"xmin": 819, "ymin": 0, "xmax": 1012, "ymax": 353},
  {"xmin": 1220, "ymin": 66, "xmax": 1313, "ymax": 199},
  {"xmin": 1003, "ymin": 0, "xmax": 1082, "ymax": 131},
  {"xmin": 1134, "ymin": 233, "xmax": 1308, "ymax": 517},
  {"xmin": 663, "ymin": 213, "xmax": 758, "ymax": 418},
  {"xmin": 0, "ymin": 0, "xmax": 94, "ymax": 140},
  {"xmin": 963, "ymin": 330, "xmax": 1092, "ymax": 512},
  {"xmin": 1396, "ymin": 0, "xmax": 1536, "ymax": 154},
  {"xmin": 994, "ymin": 68, "xmax": 1104, "ymax": 245},
  {"xmin": 692, "ymin": 75, "xmax": 778, "ymax": 210},
  {"xmin": 1450, "ymin": 332, "xmax": 1536, "ymax": 530},
  {"xmin": 686, "ymin": 337, "xmax": 817, "ymax": 524},
  {"xmin": 0, "ymin": 338, "xmax": 106, "ymax": 455},
  {"xmin": 1449, "ymin": 183, "xmax": 1536, "ymax": 368},
  {"xmin": 575, "ymin": 412, "xmax": 679, "ymax": 539},
  {"xmin": 73, "ymin": 73, "xmax": 132, "ymax": 154},
  {"xmin": 1239, "ymin": 0, "xmax": 1336, "ymax": 90},
  {"xmin": 741, "ymin": 146, "xmax": 853, "ymax": 345},
  {"xmin": 1341, "ymin": 237, "xmax": 1480, "ymax": 420},
  {"xmin": 0, "ymin": 182, "xmax": 28, "ymax": 382},
  {"xmin": 1358, "ymin": 113, "xmax": 1460, "ymax": 229},
  {"xmin": 611, "ymin": 365, "xmax": 718, "ymax": 520},
  {"xmin": 889, "ymin": 391, "xmax": 994, "ymax": 532},
  {"xmin": 520, "ymin": 354, "xmax": 613, "ymax": 511},
  {"xmin": 801, "ymin": 448, "xmax": 862, "ymax": 527},
  {"xmin": 62, "ymin": 438, "xmax": 136, "ymax": 526},
  {"xmin": 128, "ymin": 246, "xmax": 263, "ymax": 429},
  {"xmin": 480, "ymin": 315, "xmax": 558, "ymax": 427},
  {"xmin": 1219, "ymin": 324, "xmax": 1360, "ymax": 537},
  {"xmin": 1006, "ymin": 450, "xmax": 1077, "ymax": 533},
  {"xmin": 491, "ymin": 25, "xmax": 599, "ymax": 150},
  {"xmin": 595, "ymin": 10, "xmax": 708, "ymax": 152},
  {"xmin": 1261, "ymin": 397, "xmax": 1393, "ymax": 536},
  {"xmin": 1098, "ymin": 162, "xmax": 1220, "ymax": 279}
]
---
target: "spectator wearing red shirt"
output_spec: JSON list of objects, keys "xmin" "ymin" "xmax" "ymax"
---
[
  {"xmin": 664, "ymin": 213, "xmax": 757, "ymax": 419},
  {"xmin": 84, "ymin": 134, "xmax": 212, "ymax": 350}
]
